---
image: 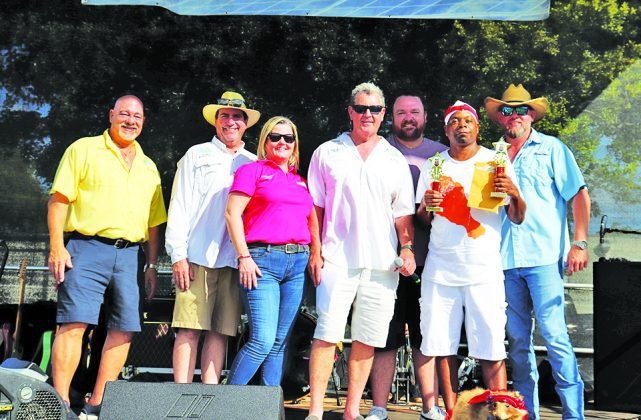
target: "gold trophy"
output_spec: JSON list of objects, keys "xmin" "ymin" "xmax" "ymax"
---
[
  {"xmin": 490, "ymin": 139, "xmax": 510, "ymax": 198},
  {"xmin": 425, "ymin": 152, "xmax": 444, "ymax": 212}
]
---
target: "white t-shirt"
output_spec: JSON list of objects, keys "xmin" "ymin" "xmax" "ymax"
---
[
  {"xmin": 308, "ymin": 132, "xmax": 415, "ymax": 270},
  {"xmin": 416, "ymin": 146, "xmax": 516, "ymax": 286},
  {"xmin": 165, "ymin": 137, "xmax": 256, "ymax": 268}
]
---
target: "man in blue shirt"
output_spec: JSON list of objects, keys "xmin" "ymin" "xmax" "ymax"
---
[{"xmin": 485, "ymin": 84, "xmax": 590, "ymax": 420}]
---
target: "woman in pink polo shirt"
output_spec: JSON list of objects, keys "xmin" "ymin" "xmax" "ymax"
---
[{"xmin": 225, "ymin": 116, "xmax": 317, "ymax": 385}]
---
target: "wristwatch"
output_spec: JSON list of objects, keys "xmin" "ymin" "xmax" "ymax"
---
[
  {"xmin": 571, "ymin": 240, "xmax": 588, "ymax": 250},
  {"xmin": 145, "ymin": 263, "xmax": 158, "ymax": 271}
]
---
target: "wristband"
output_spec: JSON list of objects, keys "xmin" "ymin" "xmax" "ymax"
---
[
  {"xmin": 237, "ymin": 255, "xmax": 252, "ymax": 261},
  {"xmin": 400, "ymin": 244, "xmax": 414, "ymax": 253},
  {"xmin": 145, "ymin": 263, "xmax": 158, "ymax": 271}
]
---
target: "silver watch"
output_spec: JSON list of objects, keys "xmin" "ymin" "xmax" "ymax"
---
[
  {"xmin": 145, "ymin": 263, "xmax": 158, "ymax": 271},
  {"xmin": 571, "ymin": 240, "xmax": 588, "ymax": 250}
]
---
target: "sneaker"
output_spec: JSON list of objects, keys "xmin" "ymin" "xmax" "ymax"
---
[
  {"xmin": 78, "ymin": 402, "xmax": 101, "ymax": 420},
  {"xmin": 365, "ymin": 406, "xmax": 389, "ymax": 420},
  {"xmin": 420, "ymin": 405, "xmax": 447, "ymax": 420}
]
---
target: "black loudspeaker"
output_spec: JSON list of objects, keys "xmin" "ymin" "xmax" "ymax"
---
[
  {"xmin": 100, "ymin": 381, "xmax": 285, "ymax": 419},
  {"xmin": 594, "ymin": 260, "xmax": 641, "ymax": 413},
  {"xmin": 125, "ymin": 298, "xmax": 175, "ymax": 369},
  {"xmin": 0, "ymin": 363, "xmax": 68, "ymax": 420}
]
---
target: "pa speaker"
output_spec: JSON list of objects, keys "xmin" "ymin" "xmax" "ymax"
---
[
  {"xmin": 100, "ymin": 381, "xmax": 285, "ymax": 419},
  {"xmin": 0, "ymin": 364, "xmax": 67, "ymax": 420},
  {"xmin": 594, "ymin": 260, "xmax": 641, "ymax": 413}
]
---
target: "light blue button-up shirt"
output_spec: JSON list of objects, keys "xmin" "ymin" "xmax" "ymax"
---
[{"xmin": 501, "ymin": 129, "xmax": 587, "ymax": 270}]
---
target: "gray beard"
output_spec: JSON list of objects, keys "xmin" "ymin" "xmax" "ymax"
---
[{"xmin": 506, "ymin": 127, "xmax": 526, "ymax": 139}]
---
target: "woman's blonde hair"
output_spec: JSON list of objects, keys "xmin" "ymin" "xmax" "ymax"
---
[{"xmin": 257, "ymin": 116, "xmax": 300, "ymax": 169}]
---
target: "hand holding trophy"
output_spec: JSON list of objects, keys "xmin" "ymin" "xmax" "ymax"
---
[
  {"xmin": 425, "ymin": 152, "xmax": 444, "ymax": 212},
  {"xmin": 490, "ymin": 139, "xmax": 510, "ymax": 198}
]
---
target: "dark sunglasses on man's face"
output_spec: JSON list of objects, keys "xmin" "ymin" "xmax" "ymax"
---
[
  {"xmin": 500, "ymin": 105, "xmax": 530, "ymax": 117},
  {"xmin": 267, "ymin": 133, "xmax": 296, "ymax": 144},
  {"xmin": 217, "ymin": 98, "xmax": 245, "ymax": 107},
  {"xmin": 351, "ymin": 104, "xmax": 384, "ymax": 115}
]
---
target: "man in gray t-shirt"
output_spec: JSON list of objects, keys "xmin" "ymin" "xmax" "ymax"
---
[{"xmin": 367, "ymin": 95, "xmax": 448, "ymax": 420}]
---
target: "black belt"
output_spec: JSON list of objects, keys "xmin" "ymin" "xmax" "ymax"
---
[
  {"xmin": 70, "ymin": 232, "xmax": 142, "ymax": 249},
  {"xmin": 248, "ymin": 243, "xmax": 309, "ymax": 254}
]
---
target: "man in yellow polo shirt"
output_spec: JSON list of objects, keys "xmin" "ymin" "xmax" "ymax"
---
[{"xmin": 47, "ymin": 95, "xmax": 167, "ymax": 419}]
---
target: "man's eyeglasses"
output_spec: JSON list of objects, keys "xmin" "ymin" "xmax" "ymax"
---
[
  {"xmin": 351, "ymin": 105, "xmax": 384, "ymax": 115},
  {"xmin": 217, "ymin": 98, "xmax": 245, "ymax": 108},
  {"xmin": 499, "ymin": 105, "xmax": 530, "ymax": 117},
  {"xmin": 267, "ymin": 133, "xmax": 296, "ymax": 144}
]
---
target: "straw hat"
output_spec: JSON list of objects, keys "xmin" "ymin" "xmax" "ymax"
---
[
  {"xmin": 484, "ymin": 84, "xmax": 548, "ymax": 123},
  {"xmin": 203, "ymin": 91, "xmax": 261, "ymax": 128}
]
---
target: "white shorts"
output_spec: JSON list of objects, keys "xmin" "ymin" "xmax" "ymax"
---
[
  {"xmin": 314, "ymin": 260, "xmax": 398, "ymax": 347},
  {"xmin": 419, "ymin": 281, "xmax": 507, "ymax": 361}
]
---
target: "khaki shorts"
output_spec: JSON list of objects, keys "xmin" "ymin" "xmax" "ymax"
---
[{"xmin": 172, "ymin": 264, "xmax": 241, "ymax": 336}]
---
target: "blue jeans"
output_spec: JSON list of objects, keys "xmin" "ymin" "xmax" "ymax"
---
[
  {"xmin": 504, "ymin": 263, "xmax": 584, "ymax": 420},
  {"xmin": 227, "ymin": 246, "xmax": 308, "ymax": 386}
]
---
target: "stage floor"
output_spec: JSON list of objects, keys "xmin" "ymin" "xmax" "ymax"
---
[{"xmin": 283, "ymin": 396, "xmax": 641, "ymax": 419}]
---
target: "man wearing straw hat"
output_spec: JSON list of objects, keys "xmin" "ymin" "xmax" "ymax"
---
[
  {"xmin": 166, "ymin": 91, "xmax": 260, "ymax": 384},
  {"xmin": 485, "ymin": 84, "xmax": 590, "ymax": 419}
]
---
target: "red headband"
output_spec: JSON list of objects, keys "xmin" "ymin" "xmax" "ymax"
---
[{"xmin": 444, "ymin": 100, "xmax": 478, "ymax": 124}]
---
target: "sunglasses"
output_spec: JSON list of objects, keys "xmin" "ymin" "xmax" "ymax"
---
[
  {"xmin": 351, "ymin": 104, "xmax": 384, "ymax": 115},
  {"xmin": 217, "ymin": 98, "xmax": 245, "ymax": 107},
  {"xmin": 267, "ymin": 133, "xmax": 296, "ymax": 144},
  {"xmin": 499, "ymin": 105, "xmax": 530, "ymax": 117}
]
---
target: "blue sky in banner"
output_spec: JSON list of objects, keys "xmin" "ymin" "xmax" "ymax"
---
[{"xmin": 81, "ymin": 0, "xmax": 550, "ymax": 20}]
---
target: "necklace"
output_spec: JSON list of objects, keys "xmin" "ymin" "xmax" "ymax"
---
[{"xmin": 120, "ymin": 146, "xmax": 136, "ymax": 164}]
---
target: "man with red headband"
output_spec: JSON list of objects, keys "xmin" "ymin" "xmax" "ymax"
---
[{"xmin": 416, "ymin": 100, "xmax": 526, "ymax": 414}]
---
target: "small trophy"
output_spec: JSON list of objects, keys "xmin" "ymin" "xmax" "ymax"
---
[
  {"xmin": 491, "ymin": 139, "xmax": 510, "ymax": 198},
  {"xmin": 425, "ymin": 152, "xmax": 444, "ymax": 212}
]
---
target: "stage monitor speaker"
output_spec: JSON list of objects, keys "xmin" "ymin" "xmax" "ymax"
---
[
  {"xmin": 0, "ymin": 364, "xmax": 67, "ymax": 420},
  {"xmin": 594, "ymin": 260, "xmax": 641, "ymax": 413},
  {"xmin": 100, "ymin": 381, "xmax": 285, "ymax": 419}
]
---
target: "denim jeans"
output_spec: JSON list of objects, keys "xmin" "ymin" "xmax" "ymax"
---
[
  {"xmin": 227, "ymin": 246, "xmax": 308, "ymax": 386},
  {"xmin": 504, "ymin": 263, "xmax": 584, "ymax": 420}
]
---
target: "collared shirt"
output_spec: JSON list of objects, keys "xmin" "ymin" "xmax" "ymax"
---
[
  {"xmin": 386, "ymin": 135, "xmax": 448, "ymax": 266},
  {"xmin": 230, "ymin": 160, "xmax": 313, "ymax": 244},
  {"xmin": 50, "ymin": 130, "xmax": 166, "ymax": 242},
  {"xmin": 416, "ymin": 146, "xmax": 516, "ymax": 286},
  {"xmin": 165, "ymin": 136, "xmax": 256, "ymax": 268},
  {"xmin": 308, "ymin": 132, "xmax": 415, "ymax": 270},
  {"xmin": 500, "ymin": 128, "xmax": 587, "ymax": 270}
]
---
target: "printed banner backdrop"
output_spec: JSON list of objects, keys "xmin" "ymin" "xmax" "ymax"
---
[{"xmin": 81, "ymin": 0, "xmax": 551, "ymax": 20}]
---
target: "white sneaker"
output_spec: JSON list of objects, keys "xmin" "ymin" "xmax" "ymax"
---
[
  {"xmin": 420, "ymin": 405, "xmax": 446, "ymax": 420},
  {"xmin": 365, "ymin": 406, "xmax": 389, "ymax": 420}
]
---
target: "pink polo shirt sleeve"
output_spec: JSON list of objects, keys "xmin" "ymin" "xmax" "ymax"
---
[{"xmin": 230, "ymin": 160, "xmax": 260, "ymax": 198}]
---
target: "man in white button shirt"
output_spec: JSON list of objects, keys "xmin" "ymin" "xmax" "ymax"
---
[
  {"xmin": 165, "ymin": 91, "xmax": 260, "ymax": 384},
  {"xmin": 305, "ymin": 82, "xmax": 416, "ymax": 420}
]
